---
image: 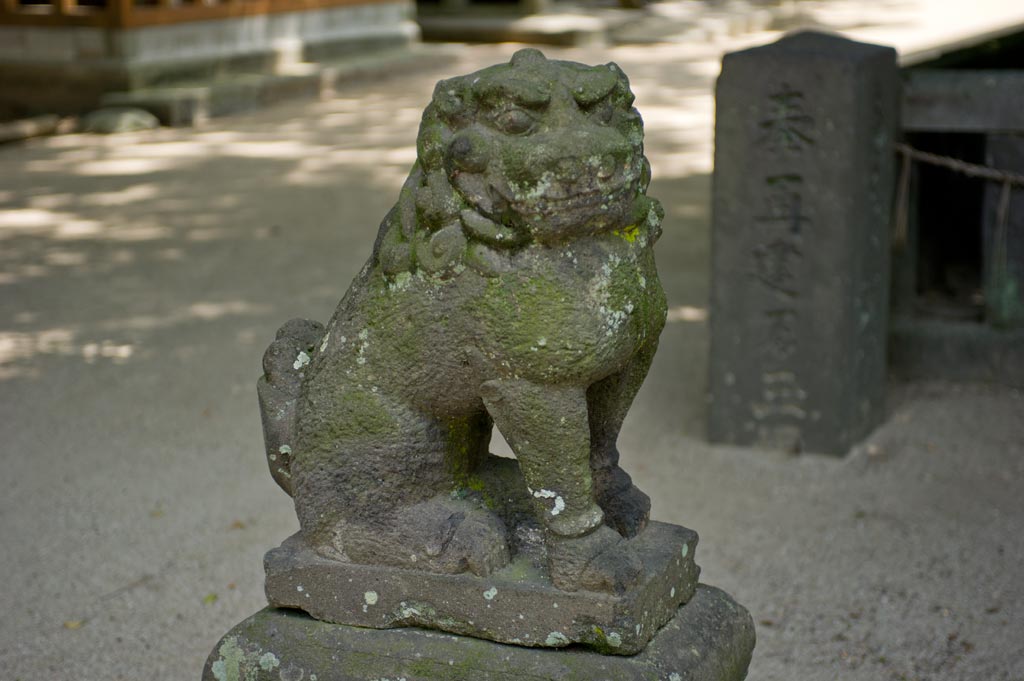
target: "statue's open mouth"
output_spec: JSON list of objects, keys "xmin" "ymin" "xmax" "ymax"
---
[{"xmin": 491, "ymin": 173, "xmax": 637, "ymax": 221}]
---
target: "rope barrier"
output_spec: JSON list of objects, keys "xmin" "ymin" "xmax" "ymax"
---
[
  {"xmin": 891, "ymin": 141, "xmax": 1022, "ymax": 323},
  {"xmin": 894, "ymin": 143, "xmax": 1024, "ymax": 187},
  {"xmin": 892, "ymin": 143, "xmax": 1018, "ymax": 266}
]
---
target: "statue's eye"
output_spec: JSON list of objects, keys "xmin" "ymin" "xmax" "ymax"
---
[{"xmin": 494, "ymin": 108, "xmax": 536, "ymax": 135}]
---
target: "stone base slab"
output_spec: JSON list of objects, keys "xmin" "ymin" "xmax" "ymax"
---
[
  {"xmin": 265, "ymin": 521, "xmax": 699, "ymax": 655},
  {"xmin": 203, "ymin": 584, "xmax": 755, "ymax": 681}
]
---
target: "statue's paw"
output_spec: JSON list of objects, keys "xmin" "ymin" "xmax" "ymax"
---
[
  {"xmin": 594, "ymin": 467, "xmax": 651, "ymax": 538},
  {"xmin": 405, "ymin": 499, "xmax": 511, "ymax": 578},
  {"xmin": 548, "ymin": 525, "xmax": 643, "ymax": 595}
]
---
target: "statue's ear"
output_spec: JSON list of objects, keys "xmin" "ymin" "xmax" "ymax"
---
[
  {"xmin": 432, "ymin": 77, "xmax": 471, "ymax": 123},
  {"xmin": 604, "ymin": 62, "xmax": 636, "ymax": 109}
]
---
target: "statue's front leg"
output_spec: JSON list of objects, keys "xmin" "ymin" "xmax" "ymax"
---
[
  {"xmin": 481, "ymin": 379, "xmax": 641, "ymax": 594},
  {"xmin": 586, "ymin": 339, "xmax": 659, "ymax": 537}
]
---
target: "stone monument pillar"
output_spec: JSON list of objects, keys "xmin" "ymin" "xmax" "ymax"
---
[
  {"xmin": 708, "ymin": 31, "xmax": 900, "ymax": 455},
  {"xmin": 204, "ymin": 49, "xmax": 754, "ymax": 680}
]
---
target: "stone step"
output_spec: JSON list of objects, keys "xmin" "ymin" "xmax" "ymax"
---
[{"xmin": 99, "ymin": 46, "xmax": 460, "ymax": 127}]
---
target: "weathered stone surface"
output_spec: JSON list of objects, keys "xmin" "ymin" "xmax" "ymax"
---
[
  {"xmin": 257, "ymin": 48, "xmax": 670, "ymax": 604},
  {"xmin": 203, "ymin": 584, "xmax": 754, "ymax": 681},
  {"xmin": 708, "ymin": 31, "xmax": 900, "ymax": 455},
  {"xmin": 219, "ymin": 49, "xmax": 753, "ymax": 677},
  {"xmin": 265, "ymin": 520, "xmax": 699, "ymax": 655},
  {"xmin": 80, "ymin": 107, "xmax": 160, "ymax": 133}
]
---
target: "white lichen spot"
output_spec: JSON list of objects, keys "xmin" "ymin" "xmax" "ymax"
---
[
  {"xmin": 258, "ymin": 652, "xmax": 279, "ymax": 672},
  {"xmin": 269, "ymin": 453, "xmax": 277, "ymax": 461},
  {"xmin": 483, "ymin": 587, "xmax": 498, "ymax": 601},
  {"xmin": 355, "ymin": 329, "xmax": 370, "ymax": 364},
  {"xmin": 399, "ymin": 603, "xmax": 422, "ymax": 619},
  {"xmin": 552, "ymin": 602, "xmax": 558, "ymax": 609},
  {"xmin": 670, "ymin": 674, "xmax": 682, "ymax": 681},
  {"xmin": 293, "ymin": 351, "xmax": 310, "ymax": 370},
  {"xmin": 279, "ymin": 444, "xmax": 292, "ymax": 455},
  {"xmin": 551, "ymin": 496, "xmax": 565, "ymax": 516},
  {"xmin": 296, "ymin": 585, "xmax": 304, "ymax": 592},
  {"xmin": 388, "ymin": 271, "xmax": 413, "ymax": 292},
  {"xmin": 537, "ymin": 337, "xmax": 547, "ymax": 347},
  {"xmin": 533, "ymin": 489, "xmax": 556, "ymax": 499},
  {"xmin": 607, "ymin": 632, "xmax": 622, "ymax": 647},
  {"xmin": 681, "ymin": 544, "xmax": 689, "ymax": 558},
  {"xmin": 319, "ymin": 331, "xmax": 330, "ymax": 353},
  {"xmin": 364, "ymin": 591, "xmax": 379, "ymax": 606},
  {"xmin": 635, "ymin": 624, "xmax": 641, "ymax": 635},
  {"xmin": 545, "ymin": 631, "xmax": 569, "ymax": 646},
  {"xmin": 671, "ymin": 587, "xmax": 676, "ymax": 598},
  {"xmin": 638, "ymin": 274, "xmax": 646, "ymax": 289}
]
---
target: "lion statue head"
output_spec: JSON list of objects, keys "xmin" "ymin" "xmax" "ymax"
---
[{"xmin": 374, "ymin": 48, "xmax": 660, "ymax": 279}]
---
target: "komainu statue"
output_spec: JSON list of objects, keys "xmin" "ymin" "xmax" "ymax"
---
[{"xmin": 256, "ymin": 48, "xmax": 698, "ymax": 655}]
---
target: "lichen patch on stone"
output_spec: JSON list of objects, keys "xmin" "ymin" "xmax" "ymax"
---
[
  {"xmin": 545, "ymin": 631, "xmax": 569, "ymax": 646},
  {"xmin": 258, "ymin": 652, "xmax": 280, "ymax": 672},
  {"xmin": 551, "ymin": 496, "xmax": 565, "ymax": 516}
]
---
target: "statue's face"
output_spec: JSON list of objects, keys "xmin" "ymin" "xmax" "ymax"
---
[{"xmin": 429, "ymin": 49, "xmax": 650, "ymax": 245}]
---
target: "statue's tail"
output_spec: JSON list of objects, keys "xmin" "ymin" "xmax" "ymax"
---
[{"xmin": 257, "ymin": 318, "xmax": 325, "ymax": 496}]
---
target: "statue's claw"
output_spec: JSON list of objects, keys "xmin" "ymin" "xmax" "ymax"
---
[{"xmin": 593, "ymin": 466, "xmax": 651, "ymax": 538}]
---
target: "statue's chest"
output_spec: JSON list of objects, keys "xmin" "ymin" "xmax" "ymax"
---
[{"xmin": 478, "ymin": 238, "xmax": 666, "ymax": 382}]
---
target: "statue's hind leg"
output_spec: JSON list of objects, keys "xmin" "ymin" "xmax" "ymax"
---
[
  {"xmin": 291, "ymin": 390, "xmax": 509, "ymax": 577},
  {"xmin": 586, "ymin": 338, "xmax": 659, "ymax": 538}
]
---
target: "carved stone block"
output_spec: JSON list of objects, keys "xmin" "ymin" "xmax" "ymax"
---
[
  {"xmin": 204, "ymin": 585, "xmax": 755, "ymax": 681},
  {"xmin": 709, "ymin": 31, "xmax": 900, "ymax": 455}
]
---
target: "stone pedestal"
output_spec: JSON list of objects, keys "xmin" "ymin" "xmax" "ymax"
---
[
  {"xmin": 708, "ymin": 31, "xmax": 900, "ymax": 455},
  {"xmin": 203, "ymin": 585, "xmax": 754, "ymax": 681},
  {"xmin": 265, "ymin": 521, "xmax": 698, "ymax": 655}
]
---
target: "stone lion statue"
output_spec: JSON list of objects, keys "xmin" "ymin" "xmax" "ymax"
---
[{"xmin": 258, "ymin": 48, "xmax": 667, "ymax": 594}]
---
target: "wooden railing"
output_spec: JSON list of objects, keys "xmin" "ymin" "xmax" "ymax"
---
[{"xmin": 0, "ymin": 0, "xmax": 393, "ymax": 29}]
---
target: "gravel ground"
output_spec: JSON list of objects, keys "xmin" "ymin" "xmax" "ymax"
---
[{"xmin": 1, "ymin": 4, "xmax": 1022, "ymax": 680}]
